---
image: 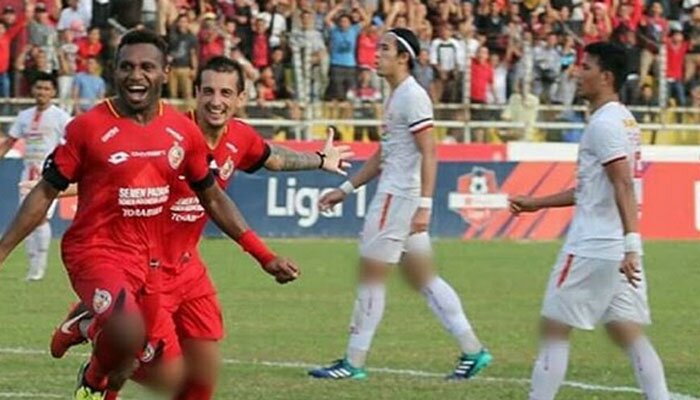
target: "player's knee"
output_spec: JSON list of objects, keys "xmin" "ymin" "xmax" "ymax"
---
[
  {"xmin": 539, "ymin": 318, "xmax": 572, "ymax": 340},
  {"xmin": 358, "ymin": 258, "xmax": 389, "ymax": 283},
  {"xmin": 183, "ymin": 340, "xmax": 221, "ymax": 383},
  {"xmin": 605, "ymin": 321, "xmax": 643, "ymax": 348},
  {"xmin": 155, "ymin": 357, "xmax": 187, "ymax": 392},
  {"xmin": 102, "ymin": 313, "xmax": 146, "ymax": 355},
  {"xmin": 401, "ymin": 265, "xmax": 434, "ymax": 291}
]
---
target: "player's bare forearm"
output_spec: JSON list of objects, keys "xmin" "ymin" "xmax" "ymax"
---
[
  {"xmin": 0, "ymin": 180, "xmax": 59, "ymax": 261},
  {"xmin": 606, "ymin": 160, "xmax": 639, "ymax": 233},
  {"xmin": 265, "ymin": 144, "xmax": 321, "ymax": 171},
  {"xmin": 414, "ymin": 128, "xmax": 437, "ymax": 197},
  {"xmin": 349, "ymin": 149, "xmax": 381, "ymax": 188},
  {"xmin": 535, "ymin": 188, "xmax": 576, "ymax": 209},
  {"xmin": 196, "ymin": 184, "xmax": 250, "ymax": 240}
]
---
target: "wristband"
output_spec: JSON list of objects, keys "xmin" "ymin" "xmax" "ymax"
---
[
  {"xmin": 339, "ymin": 180, "xmax": 355, "ymax": 195},
  {"xmin": 624, "ymin": 232, "xmax": 643, "ymax": 255},
  {"xmin": 316, "ymin": 151, "xmax": 326, "ymax": 169},
  {"xmin": 419, "ymin": 197, "xmax": 433, "ymax": 209},
  {"xmin": 236, "ymin": 230, "xmax": 277, "ymax": 266}
]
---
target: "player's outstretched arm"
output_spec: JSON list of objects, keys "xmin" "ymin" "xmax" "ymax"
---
[
  {"xmin": 0, "ymin": 179, "xmax": 59, "ymax": 266},
  {"xmin": 508, "ymin": 188, "xmax": 576, "ymax": 215},
  {"xmin": 605, "ymin": 159, "xmax": 642, "ymax": 287},
  {"xmin": 318, "ymin": 148, "xmax": 382, "ymax": 212},
  {"xmin": 19, "ymin": 180, "xmax": 78, "ymax": 198},
  {"xmin": 265, "ymin": 131, "xmax": 354, "ymax": 175},
  {"xmin": 194, "ymin": 184, "xmax": 300, "ymax": 284}
]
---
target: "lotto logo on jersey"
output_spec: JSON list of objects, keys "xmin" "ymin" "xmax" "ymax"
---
[
  {"xmin": 448, "ymin": 167, "xmax": 507, "ymax": 229},
  {"xmin": 108, "ymin": 151, "xmax": 130, "ymax": 165}
]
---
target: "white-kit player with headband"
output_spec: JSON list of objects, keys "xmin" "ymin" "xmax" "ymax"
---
[{"xmin": 310, "ymin": 28, "xmax": 492, "ymax": 380}]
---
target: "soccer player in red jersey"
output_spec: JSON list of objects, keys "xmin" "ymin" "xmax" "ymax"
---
[
  {"xmin": 0, "ymin": 30, "xmax": 299, "ymax": 400},
  {"xmin": 39, "ymin": 56, "xmax": 352, "ymax": 399}
]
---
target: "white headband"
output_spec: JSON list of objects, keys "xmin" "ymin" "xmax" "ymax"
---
[{"xmin": 388, "ymin": 31, "xmax": 416, "ymax": 60}]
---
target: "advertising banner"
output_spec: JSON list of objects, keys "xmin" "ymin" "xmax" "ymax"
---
[{"xmin": 1, "ymin": 144, "xmax": 698, "ymax": 240}]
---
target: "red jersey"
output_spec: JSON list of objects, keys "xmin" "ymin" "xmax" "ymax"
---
[
  {"xmin": 165, "ymin": 112, "xmax": 270, "ymax": 268},
  {"xmin": 43, "ymin": 100, "xmax": 213, "ymax": 278}
]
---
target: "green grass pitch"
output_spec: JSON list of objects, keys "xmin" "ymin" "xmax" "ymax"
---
[{"xmin": 0, "ymin": 239, "xmax": 697, "ymax": 399}]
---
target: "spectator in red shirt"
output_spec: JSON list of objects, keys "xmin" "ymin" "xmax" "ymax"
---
[
  {"xmin": 666, "ymin": 25, "xmax": 689, "ymax": 105},
  {"xmin": 198, "ymin": 17, "xmax": 225, "ymax": 65},
  {"xmin": 76, "ymin": 26, "xmax": 103, "ymax": 73},
  {"xmin": 470, "ymin": 46, "xmax": 495, "ymax": 142},
  {"xmin": 252, "ymin": 16, "xmax": 270, "ymax": 69},
  {"xmin": 0, "ymin": 5, "xmax": 27, "ymax": 98},
  {"xmin": 613, "ymin": 1, "xmax": 642, "ymax": 31},
  {"xmin": 356, "ymin": 21, "xmax": 380, "ymax": 70}
]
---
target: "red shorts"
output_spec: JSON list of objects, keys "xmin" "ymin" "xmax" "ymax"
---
[
  {"xmin": 139, "ymin": 256, "xmax": 224, "ymax": 368},
  {"xmin": 67, "ymin": 256, "xmax": 223, "ymax": 368}
]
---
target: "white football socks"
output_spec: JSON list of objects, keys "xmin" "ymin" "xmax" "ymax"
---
[
  {"xmin": 25, "ymin": 222, "xmax": 51, "ymax": 280},
  {"xmin": 421, "ymin": 276, "xmax": 483, "ymax": 355},
  {"xmin": 346, "ymin": 283, "xmax": 386, "ymax": 368},
  {"xmin": 529, "ymin": 339, "xmax": 570, "ymax": 400},
  {"xmin": 627, "ymin": 336, "xmax": 670, "ymax": 400}
]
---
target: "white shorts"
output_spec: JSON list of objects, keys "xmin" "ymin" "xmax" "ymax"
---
[
  {"xmin": 541, "ymin": 252, "xmax": 651, "ymax": 330},
  {"xmin": 359, "ymin": 192, "xmax": 432, "ymax": 264}
]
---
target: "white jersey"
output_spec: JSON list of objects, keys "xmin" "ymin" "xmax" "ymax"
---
[
  {"xmin": 376, "ymin": 76, "xmax": 434, "ymax": 198},
  {"xmin": 8, "ymin": 105, "xmax": 72, "ymax": 180},
  {"xmin": 563, "ymin": 102, "xmax": 642, "ymax": 261}
]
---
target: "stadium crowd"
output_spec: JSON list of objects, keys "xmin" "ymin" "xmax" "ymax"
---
[{"xmin": 0, "ymin": 0, "xmax": 699, "ymax": 142}]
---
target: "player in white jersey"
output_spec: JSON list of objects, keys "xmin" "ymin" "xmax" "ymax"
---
[
  {"xmin": 0, "ymin": 72, "xmax": 71, "ymax": 281},
  {"xmin": 309, "ymin": 28, "xmax": 491, "ymax": 380},
  {"xmin": 509, "ymin": 42, "xmax": 669, "ymax": 400}
]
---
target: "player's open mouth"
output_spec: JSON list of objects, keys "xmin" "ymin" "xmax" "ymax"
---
[
  {"xmin": 125, "ymin": 85, "xmax": 149, "ymax": 102},
  {"xmin": 205, "ymin": 108, "xmax": 226, "ymax": 118}
]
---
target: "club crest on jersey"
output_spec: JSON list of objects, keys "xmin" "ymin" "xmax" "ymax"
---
[
  {"xmin": 92, "ymin": 289, "xmax": 112, "ymax": 314},
  {"xmin": 219, "ymin": 157, "xmax": 234, "ymax": 180},
  {"xmin": 168, "ymin": 142, "xmax": 185, "ymax": 169},
  {"xmin": 141, "ymin": 342, "xmax": 155, "ymax": 363}
]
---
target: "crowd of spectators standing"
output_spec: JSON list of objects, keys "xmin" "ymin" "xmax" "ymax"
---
[{"xmin": 1, "ymin": 0, "xmax": 699, "ymax": 142}]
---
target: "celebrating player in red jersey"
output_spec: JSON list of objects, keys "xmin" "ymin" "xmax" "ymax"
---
[
  {"xmin": 40, "ymin": 56, "xmax": 352, "ymax": 400},
  {"xmin": 0, "ymin": 31, "xmax": 299, "ymax": 400}
]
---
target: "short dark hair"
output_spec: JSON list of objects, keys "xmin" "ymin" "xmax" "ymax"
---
[
  {"xmin": 32, "ymin": 71, "xmax": 57, "ymax": 89},
  {"xmin": 196, "ymin": 56, "xmax": 245, "ymax": 94},
  {"xmin": 584, "ymin": 41, "xmax": 628, "ymax": 92},
  {"xmin": 116, "ymin": 29, "xmax": 168, "ymax": 64},
  {"xmin": 389, "ymin": 28, "xmax": 420, "ymax": 70}
]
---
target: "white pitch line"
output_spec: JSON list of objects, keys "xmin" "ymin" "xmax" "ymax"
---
[
  {"xmin": 0, "ymin": 393, "xmax": 61, "ymax": 398},
  {"xmin": 1, "ymin": 347, "xmax": 697, "ymax": 399}
]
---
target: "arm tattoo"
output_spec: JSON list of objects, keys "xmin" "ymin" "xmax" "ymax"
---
[{"xmin": 268, "ymin": 145, "xmax": 322, "ymax": 171}]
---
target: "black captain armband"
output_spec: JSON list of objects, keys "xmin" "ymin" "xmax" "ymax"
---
[
  {"xmin": 42, "ymin": 152, "xmax": 70, "ymax": 191},
  {"xmin": 189, "ymin": 171, "xmax": 216, "ymax": 192}
]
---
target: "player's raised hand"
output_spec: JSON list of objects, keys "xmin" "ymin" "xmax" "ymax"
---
[
  {"xmin": 263, "ymin": 257, "xmax": 300, "ymax": 284},
  {"xmin": 410, "ymin": 207, "xmax": 431, "ymax": 234},
  {"xmin": 320, "ymin": 132, "xmax": 354, "ymax": 176},
  {"xmin": 18, "ymin": 179, "xmax": 40, "ymax": 196},
  {"xmin": 619, "ymin": 252, "xmax": 642, "ymax": 288},
  {"xmin": 318, "ymin": 189, "xmax": 346, "ymax": 212},
  {"xmin": 508, "ymin": 195, "xmax": 540, "ymax": 215}
]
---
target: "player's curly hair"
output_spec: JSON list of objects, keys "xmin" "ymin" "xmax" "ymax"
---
[
  {"xmin": 116, "ymin": 29, "xmax": 169, "ymax": 65},
  {"xmin": 196, "ymin": 56, "xmax": 246, "ymax": 94}
]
